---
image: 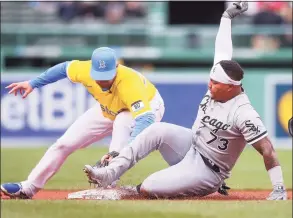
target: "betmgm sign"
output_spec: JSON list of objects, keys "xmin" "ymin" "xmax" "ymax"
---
[
  {"xmin": 1, "ymin": 72, "xmax": 209, "ymax": 146},
  {"xmin": 265, "ymin": 74, "xmax": 292, "ymax": 149}
]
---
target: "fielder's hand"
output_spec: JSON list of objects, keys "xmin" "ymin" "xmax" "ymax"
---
[
  {"xmin": 222, "ymin": 1, "xmax": 248, "ymax": 19},
  {"xmin": 99, "ymin": 151, "xmax": 120, "ymax": 167},
  {"xmin": 267, "ymin": 185, "xmax": 287, "ymax": 200},
  {"xmin": 6, "ymin": 81, "xmax": 33, "ymax": 99}
]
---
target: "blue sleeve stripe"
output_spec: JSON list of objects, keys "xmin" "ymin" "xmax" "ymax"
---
[
  {"xmin": 129, "ymin": 112, "xmax": 155, "ymax": 142},
  {"xmin": 29, "ymin": 62, "xmax": 69, "ymax": 89}
]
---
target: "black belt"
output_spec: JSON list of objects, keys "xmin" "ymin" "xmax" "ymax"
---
[{"xmin": 199, "ymin": 153, "xmax": 220, "ymax": 173}]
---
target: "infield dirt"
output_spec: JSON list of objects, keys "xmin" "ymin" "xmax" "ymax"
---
[{"xmin": 2, "ymin": 189, "xmax": 292, "ymax": 201}]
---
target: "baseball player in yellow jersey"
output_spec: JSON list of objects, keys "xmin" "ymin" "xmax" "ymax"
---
[{"xmin": 1, "ymin": 47, "xmax": 165, "ymax": 199}]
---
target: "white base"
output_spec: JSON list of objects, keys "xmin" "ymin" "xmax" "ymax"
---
[{"xmin": 68, "ymin": 186, "xmax": 138, "ymax": 200}]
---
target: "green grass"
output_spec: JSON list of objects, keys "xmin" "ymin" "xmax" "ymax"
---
[
  {"xmin": 1, "ymin": 147, "xmax": 292, "ymax": 189},
  {"xmin": 1, "ymin": 200, "xmax": 292, "ymax": 218},
  {"xmin": 1, "ymin": 147, "xmax": 292, "ymax": 218}
]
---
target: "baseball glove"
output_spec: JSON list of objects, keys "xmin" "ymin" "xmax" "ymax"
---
[{"xmin": 94, "ymin": 151, "xmax": 120, "ymax": 168}]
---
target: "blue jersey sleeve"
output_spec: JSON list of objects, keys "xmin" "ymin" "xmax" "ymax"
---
[
  {"xmin": 29, "ymin": 62, "xmax": 69, "ymax": 89},
  {"xmin": 129, "ymin": 112, "xmax": 155, "ymax": 142}
]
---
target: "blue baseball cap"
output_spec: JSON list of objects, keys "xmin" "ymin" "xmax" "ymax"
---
[{"xmin": 90, "ymin": 47, "xmax": 117, "ymax": 81}]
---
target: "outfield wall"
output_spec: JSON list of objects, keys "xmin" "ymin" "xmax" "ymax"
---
[{"xmin": 1, "ymin": 72, "xmax": 292, "ymax": 149}]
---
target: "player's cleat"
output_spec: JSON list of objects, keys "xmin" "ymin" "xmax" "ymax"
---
[
  {"xmin": 136, "ymin": 183, "xmax": 142, "ymax": 193},
  {"xmin": 87, "ymin": 151, "xmax": 120, "ymax": 186},
  {"xmin": 267, "ymin": 185, "xmax": 287, "ymax": 200},
  {"xmin": 85, "ymin": 161, "xmax": 105, "ymax": 186},
  {"xmin": 83, "ymin": 165, "xmax": 109, "ymax": 188},
  {"xmin": 217, "ymin": 182, "xmax": 231, "ymax": 196},
  {"xmin": 87, "ymin": 163, "xmax": 101, "ymax": 186},
  {"xmin": 1, "ymin": 183, "xmax": 30, "ymax": 199}
]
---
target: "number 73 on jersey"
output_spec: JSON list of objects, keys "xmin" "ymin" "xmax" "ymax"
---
[{"xmin": 206, "ymin": 130, "xmax": 229, "ymax": 151}]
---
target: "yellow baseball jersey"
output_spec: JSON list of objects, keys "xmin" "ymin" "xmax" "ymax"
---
[{"xmin": 66, "ymin": 60, "xmax": 157, "ymax": 120}]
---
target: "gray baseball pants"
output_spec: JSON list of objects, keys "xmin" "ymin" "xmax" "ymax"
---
[{"xmin": 103, "ymin": 122, "xmax": 223, "ymax": 197}]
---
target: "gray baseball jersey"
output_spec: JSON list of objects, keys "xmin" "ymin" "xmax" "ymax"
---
[
  {"xmin": 192, "ymin": 90, "xmax": 268, "ymax": 179},
  {"xmin": 89, "ymin": 90, "xmax": 269, "ymax": 197},
  {"xmin": 85, "ymin": 16, "xmax": 271, "ymax": 198}
]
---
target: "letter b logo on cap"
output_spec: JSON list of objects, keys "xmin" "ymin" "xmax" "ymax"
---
[{"xmin": 99, "ymin": 60, "xmax": 106, "ymax": 69}]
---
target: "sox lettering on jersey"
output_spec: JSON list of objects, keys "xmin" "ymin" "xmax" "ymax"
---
[{"xmin": 244, "ymin": 120, "xmax": 261, "ymax": 135}]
